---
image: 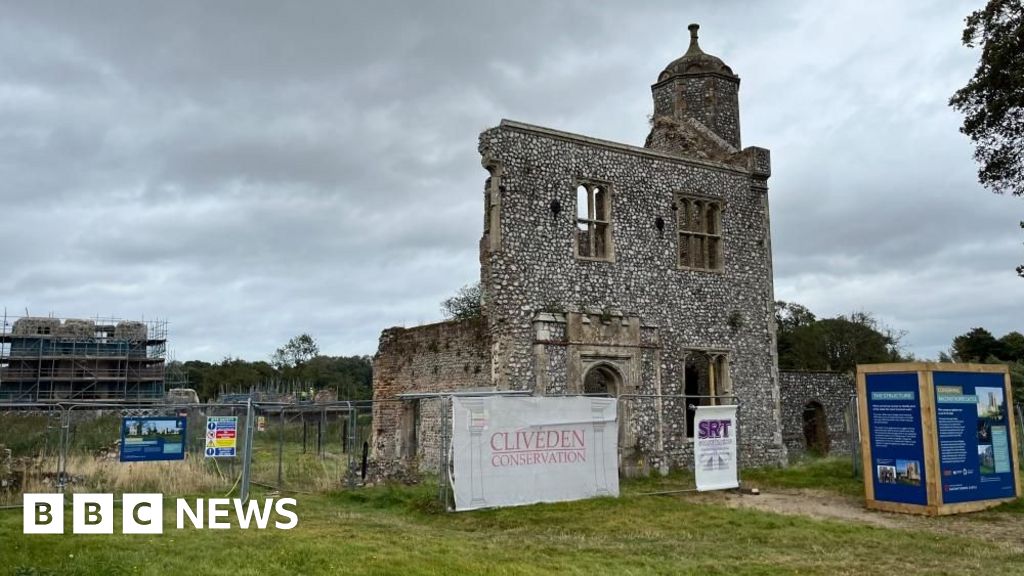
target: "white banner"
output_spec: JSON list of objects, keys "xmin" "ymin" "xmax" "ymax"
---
[
  {"xmin": 694, "ymin": 404, "xmax": 739, "ymax": 491},
  {"xmin": 451, "ymin": 396, "xmax": 618, "ymax": 511}
]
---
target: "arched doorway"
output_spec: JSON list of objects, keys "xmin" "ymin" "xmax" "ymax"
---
[
  {"xmin": 582, "ymin": 363, "xmax": 639, "ymax": 474},
  {"xmin": 802, "ymin": 401, "xmax": 830, "ymax": 455},
  {"xmin": 583, "ymin": 364, "xmax": 620, "ymax": 396}
]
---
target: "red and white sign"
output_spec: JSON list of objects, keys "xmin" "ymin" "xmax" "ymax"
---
[{"xmin": 451, "ymin": 396, "xmax": 618, "ymax": 511}]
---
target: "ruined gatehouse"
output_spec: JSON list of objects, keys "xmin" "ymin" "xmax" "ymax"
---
[{"xmin": 371, "ymin": 24, "xmax": 851, "ymax": 477}]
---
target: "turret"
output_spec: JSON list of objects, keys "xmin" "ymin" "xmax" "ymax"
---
[{"xmin": 648, "ymin": 24, "xmax": 741, "ymax": 150}]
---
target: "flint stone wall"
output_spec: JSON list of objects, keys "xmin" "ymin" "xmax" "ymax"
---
[
  {"xmin": 478, "ymin": 120, "xmax": 785, "ymax": 468},
  {"xmin": 779, "ymin": 370, "xmax": 855, "ymax": 457}
]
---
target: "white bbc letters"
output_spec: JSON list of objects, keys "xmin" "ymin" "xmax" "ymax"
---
[
  {"xmin": 24, "ymin": 494, "xmax": 298, "ymax": 533},
  {"xmin": 207, "ymin": 498, "xmax": 232, "ymax": 529},
  {"xmin": 177, "ymin": 498, "xmax": 203, "ymax": 529},
  {"xmin": 274, "ymin": 498, "xmax": 298, "ymax": 529},
  {"xmin": 73, "ymin": 493, "xmax": 114, "ymax": 534},
  {"xmin": 23, "ymin": 494, "xmax": 64, "ymax": 534},
  {"xmin": 122, "ymin": 493, "xmax": 164, "ymax": 534}
]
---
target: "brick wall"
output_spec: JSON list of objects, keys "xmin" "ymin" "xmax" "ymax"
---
[{"xmin": 370, "ymin": 317, "xmax": 491, "ymax": 477}]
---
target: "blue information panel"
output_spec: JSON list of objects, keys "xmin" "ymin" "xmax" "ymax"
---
[
  {"xmin": 934, "ymin": 371, "xmax": 1016, "ymax": 503},
  {"xmin": 865, "ymin": 373, "xmax": 927, "ymax": 505},
  {"xmin": 120, "ymin": 417, "xmax": 187, "ymax": 462}
]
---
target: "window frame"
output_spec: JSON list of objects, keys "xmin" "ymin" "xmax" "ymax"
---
[
  {"xmin": 574, "ymin": 179, "xmax": 615, "ymax": 262},
  {"xmin": 683, "ymin": 352, "xmax": 731, "ymax": 441},
  {"xmin": 676, "ymin": 193, "xmax": 725, "ymax": 272}
]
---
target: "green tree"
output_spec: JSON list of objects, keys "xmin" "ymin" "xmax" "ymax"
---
[
  {"xmin": 998, "ymin": 330, "xmax": 1024, "ymax": 361},
  {"xmin": 1008, "ymin": 361, "xmax": 1024, "ymax": 404},
  {"xmin": 812, "ymin": 314, "xmax": 903, "ymax": 372},
  {"xmin": 776, "ymin": 303, "xmax": 904, "ymax": 373},
  {"xmin": 947, "ymin": 327, "xmax": 1023, "ymax": 403},
  {"xmin": 775, "ymin": 301, "xmax": 817, "ymax": 331},
  {"xmin": 951, "ymin": 327, "xmax": 1004, "ymax": 362},
  {"xmin": 441, "ymin": 282, "xmax": 483, "ymax": 320},
  {"xmin": 949, "ymin": 0, "xmax": 1024, "ymax": 276},
  {"xmin": 272, "ymin": 333, "xmax": 320, "ymax": 369},
  {"xmin": 292, "ymin": 355, "xmax": 374, "ymax": 400}
]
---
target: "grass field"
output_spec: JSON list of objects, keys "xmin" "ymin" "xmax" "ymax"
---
[{"xmin": 3, "ymin": 458, "xmax": 1023, "ymax": 576}]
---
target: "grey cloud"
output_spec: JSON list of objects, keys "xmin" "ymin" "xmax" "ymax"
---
[{"xmin": 0, "ymin": 0, "xmax": 1019, "ymax": 362}]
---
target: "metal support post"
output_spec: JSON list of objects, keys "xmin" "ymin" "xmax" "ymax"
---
[
  {"xmin": 240, "ymin": 399, "xmax": 254, "ymax": 502},
  {"xmin": 58, "ymin": 406, "xmax": 70, "ymax": 493},
  {"xmin": 1016, "ymin": 403, "xmax": 1024, "ymax": 468},
  {"xmin": 277, "ymin": 409, "xmax": 285, "ymax": 490},
  {"xmin": 438, "ymin": 396, "xmax": 450, "ymax": 511}
]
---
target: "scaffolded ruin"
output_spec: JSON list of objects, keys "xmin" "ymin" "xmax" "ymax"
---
[{"xmin": 0, "ymin": 314, "xmax": 167, "ymax": 401}]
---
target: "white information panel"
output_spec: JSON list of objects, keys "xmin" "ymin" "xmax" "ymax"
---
[
  {"xmin": 694, "ymin": 404, "xmax": 739, "ymax": 491},
  {"xmin": 451, "ymin": 396, "xmax": 618, "ymax": 511}
]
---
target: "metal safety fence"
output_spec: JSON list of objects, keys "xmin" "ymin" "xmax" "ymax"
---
[
  {"xmin": 0, "ymin": 400, "xmax": 385, "ymax": 508},
  {"xmin": 2, "ymin": 393, "xmax": 750, "ymax": 511},
  {"xmin": 0, "ymin": 401, "xmax": 252, "ymax": 508},
  {"xmin": 419, "ymin": 392, "xmax": 745, "ymax": 511}
]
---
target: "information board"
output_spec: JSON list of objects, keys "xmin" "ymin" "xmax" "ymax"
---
[
  {"xmin": 934, "ymin": 371, "xmax": 1017, "ymax": 503},
  {"xmin": 864, "ymin": 372, "xmax": 927, "ymax": 505},
  {"xmin": 205, "ymin": 416, "xmax": 238, "ymax": 458},
  {"xmin": 858, "ymin": 363, "xmax": 1020, "ymax": 515},
  {"xmin": 120, "ymin": 417, "xmax": 187, "ymax": 462}
]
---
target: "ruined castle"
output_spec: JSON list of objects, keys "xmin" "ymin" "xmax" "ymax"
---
[{"xmin": 370, "ymin": 25, "xmax": 851, "ymax": 476}]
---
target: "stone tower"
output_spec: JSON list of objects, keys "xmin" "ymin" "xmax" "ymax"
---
[{"xmin": 646, "ymin": 24, "xmax": 742, "ymax": 155}]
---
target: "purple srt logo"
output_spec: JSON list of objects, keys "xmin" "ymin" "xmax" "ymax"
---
[{"xmin": 698, "ymin": 419, "xmax": 732, "ymax": 439}]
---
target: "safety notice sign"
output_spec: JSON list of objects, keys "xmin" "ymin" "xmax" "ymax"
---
[{"xmin": 205, "ymin": 416, "xmax": 238, "ymax": 458}]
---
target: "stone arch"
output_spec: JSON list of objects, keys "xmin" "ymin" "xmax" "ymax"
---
[
  {"xmin": 802, "ymin": 400, "xmax": 830, "ymax": 455},
  {"xmin": 582, "ymin": 362, "xmax": 641, "ymax": 474},
  {"xmin": 583, "ymin": 363, "xmax": 622, "ymax": 397}
]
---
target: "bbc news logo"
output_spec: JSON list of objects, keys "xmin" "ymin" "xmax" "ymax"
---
[{"xmin": 23, "ymin": 494, "xmax": 298, "ymax": 534}]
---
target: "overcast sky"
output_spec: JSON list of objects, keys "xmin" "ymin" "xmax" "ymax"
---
[{"xmin": 0, "ymin": 0, "xmax": 1019, "ymax": 362}]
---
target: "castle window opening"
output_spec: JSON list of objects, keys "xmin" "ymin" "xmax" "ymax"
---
[
  {"xmin": 483, "ymin": 163, "xmax": 502, "ymax": 252},
  {"xmin": 576, "ymin": 182, "xmax": 613, "ymax": 260},
  {"xmin": 677, "ymin": 196, "xmax": 723, "ymax": 271},
  {"xmin": 684, "ymin": 353, "xmax": 729, "ymax": 439}
]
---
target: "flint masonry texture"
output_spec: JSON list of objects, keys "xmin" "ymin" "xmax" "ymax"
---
[{"xmin": 779, "ymin": 371, "xmax": 856, "ymax": 458}]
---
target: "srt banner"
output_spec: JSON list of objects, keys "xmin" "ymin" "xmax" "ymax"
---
[
  {"xmin": 451, "ymin": 396, "xmax": 618, "ymax": 511},
  {"xmin": 694, "ymin": 404, "xmax": 739, "ymax": 491}
]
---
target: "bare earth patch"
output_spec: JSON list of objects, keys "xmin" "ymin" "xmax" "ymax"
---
[{"xmin": 695, "ymin": 488, "xmax": 1024, "ymax": 552}]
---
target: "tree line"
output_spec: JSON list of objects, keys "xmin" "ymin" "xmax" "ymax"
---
[
  {"xmin": 169, "ymin": 304, "xmax": 1020, "ymax": 404},
  {"xmin": 941, "ymin": 327, "xmax": 1024, "ymax": 404},
  {"xmin": 168, "ymin": 334, "xmax": 372, "ymax": 402},
  {"xmin": 776, "ymin": 300, "xmax": 1022, "ymax": 403},
  {"xmin": 775, "ymin": 301, "xmax": 906, "ymax": 373}
]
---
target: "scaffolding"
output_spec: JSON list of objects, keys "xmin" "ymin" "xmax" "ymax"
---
[{"xmin": 0, "ymin": 313, "xmax": 168, "ymax": 402}]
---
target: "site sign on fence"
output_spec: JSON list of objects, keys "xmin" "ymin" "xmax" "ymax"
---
[
  {"xmin": 119, "ymin": 417, "xmax": 187, "ymax": 462},
  {"xmin": 694, "ymin": 404, "xmax": 739, "ymax": 491},
  {"xmin": 205, "ymin": 416, "xmax": 238, "ymax": 458},
  {"xmin": 450, "ymin": 396, "xmax": 618, "ymax": 511}
]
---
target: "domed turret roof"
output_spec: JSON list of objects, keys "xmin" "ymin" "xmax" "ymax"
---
[{"xmin": 658, "ymin": 24, "xmax": 737, "ymax": 82}]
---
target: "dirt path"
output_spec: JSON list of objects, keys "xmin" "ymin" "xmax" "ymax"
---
[{"xmin": 695, "ymin": 489, "xmax": 1024, "ymax": 552}]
